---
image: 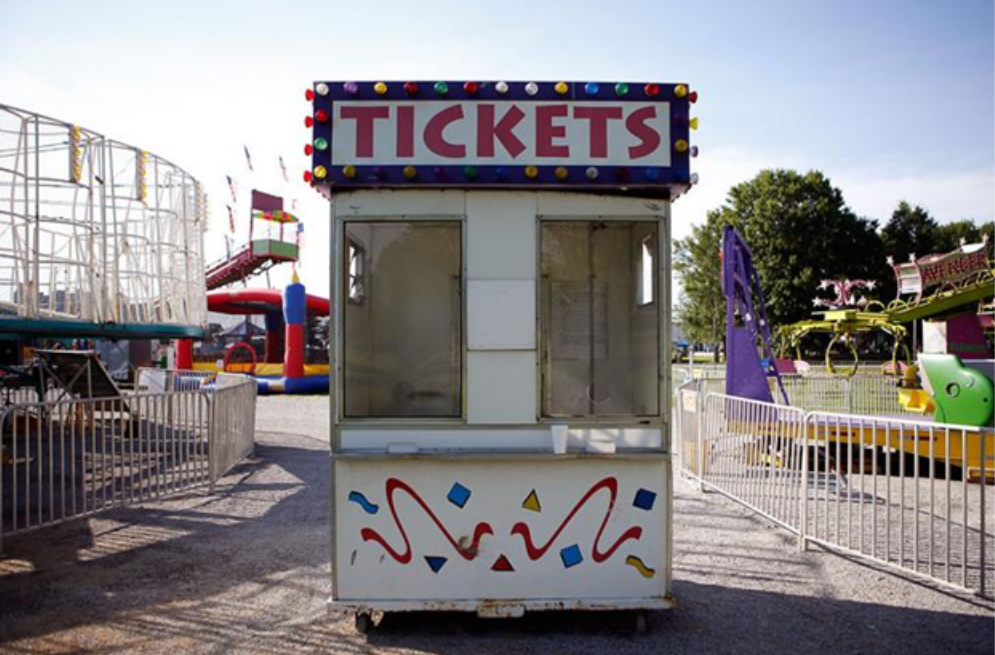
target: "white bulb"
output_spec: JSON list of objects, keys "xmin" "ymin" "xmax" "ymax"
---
[
  {"xmin": 315, "ymin": 83, "xmax": 329, "ymax": 96},
  {"xmin": 525, "ymin": 82, "xmax": 539, "ymax": 96},
  {"xmin": 585, "ymin": 167, "xmax": 598, "ymax": 180},
  {"xmin": 495, "ymin": 81, "xmax": 509, "ymax": 94},
  {"xmin": 690, "ymin": 173, "xmax": 699, "ymax": 184}
]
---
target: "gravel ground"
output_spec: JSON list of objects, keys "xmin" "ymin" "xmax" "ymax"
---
[{"xmin": 0, "ymin": 395, "xmax": 992, "ymax": 655}]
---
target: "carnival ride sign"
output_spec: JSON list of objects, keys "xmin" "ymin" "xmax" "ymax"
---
[
  {"xmin": 306, "ymin": 81, "xmax": 696, "ymax": 195},
  {"xmin": 892, "ymin": 238, "xmax": 991, "ymax": 298}
]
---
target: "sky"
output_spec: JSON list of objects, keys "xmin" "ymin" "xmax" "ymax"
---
[{"xmin": 1, "ymin": 0, "xmax": 992, "ymax": 297}]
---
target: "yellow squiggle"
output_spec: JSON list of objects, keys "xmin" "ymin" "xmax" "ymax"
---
[{"xmin": 625, "ymin": 555, "xmax": 656, "ymax": 579}]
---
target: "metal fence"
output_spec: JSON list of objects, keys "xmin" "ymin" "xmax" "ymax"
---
[
  {"xmin": 0, "ymin": 373, "xmax": 256, "ymax": 553},
  {"xmin": 674, "ymin": 388, "xmax": 994, "ymax": 598}
]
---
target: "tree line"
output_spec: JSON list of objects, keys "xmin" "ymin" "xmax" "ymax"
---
[{"xmin": 674, "ymin": 169, "xmax": 994, "ymax": 346}]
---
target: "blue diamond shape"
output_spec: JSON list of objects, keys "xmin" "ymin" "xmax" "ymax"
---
[
  {"xmin": 560, "ymin": 544, "xmax": 583, "ymax": 569},
  {"xmin": 633, "ymin": 488, "xmax": 656, "ymax": 511},
  {"xmin": 447, "ymin": 482, "xmax": 471, "ymax": 508}
]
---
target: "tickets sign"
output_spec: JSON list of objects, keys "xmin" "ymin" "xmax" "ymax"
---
[{"xmin": 308, "ymin": 81, "xmax": 695, "ymax": 195}]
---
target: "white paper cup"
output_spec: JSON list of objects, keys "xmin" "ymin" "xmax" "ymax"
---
[{"xmin": 551, "ymin": 424, "xmax": 569, "ymax": 454}]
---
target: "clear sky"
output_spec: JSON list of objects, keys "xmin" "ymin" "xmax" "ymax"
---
[{"xmin": 1, "ymin": 0, "xmax": 992, "ymax": 296}]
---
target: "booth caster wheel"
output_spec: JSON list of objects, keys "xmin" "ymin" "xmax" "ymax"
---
[
  {"xmin": 355, "ymin": 611, "xmax": 374, "ymax": 635},
  {"xmin": 633, "ymin": 611, "xmax": 649, "ymax": 635}
]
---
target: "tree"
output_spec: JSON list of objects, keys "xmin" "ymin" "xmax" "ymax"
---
[
  {"xmin": 881, "ymin": 201, "xmax": 940, "ymax": 264},
  {"xmin": 934, "ymin": 219, "xmax": 995, "ymax": 253},
  {"xmin": 676, "ymin": 169, "xmax": 886, "ymax": 339}
]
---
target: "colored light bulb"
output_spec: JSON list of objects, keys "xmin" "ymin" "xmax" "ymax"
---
[
  {"xmin": 688, "ymin": 90, "xmax": 698, "ymax": 103},
  {"xmin": 690, "ymin": 173, "xmax": 699, "ymax": 184},
  {"xmin": 304, "ymin": 116, "xmax": 313, "ymax": 128},
  {"xmin": 586, "ymin": 167, "xmax": 599, "ymax": 180},
  {"xmin": 554, "ymin": 166, "xmax": 569, "ymax": 180},
  {"xmin": 304, "ymin": 144, "xmax": 313, "ymax": 155},
  {"xmin": 343, "ymin": 82, "xmax": 358, "ymax": 95},
  {"xmin": 645, "ymin": 167, "xmax": 659, "ymax": 181},
  {"xmin": 434, "ymin": 81, "xmax": 449, "ymax": 96},
  {"xmin": 315, "ymin": 83, "xmax": 330, "ymax": 96},
  {"xmin": 314, "ymin": 137, "xmax": 329, "ymax": 151},
  {"xmin": 315, "ymin": 109, "xmax": 329, "ymax": 122},
  {"xmin": 644, "ymin": 83, "xmax": 660, "ymax": 97},
  {"xmin": 495, "ymin": 81, "xmax": 509, "ymax": 94},
  {"xmin": 342, "ymin": 165, "xmax": 357, "ymax": 179},
  {"xmin": 495, "ymin": 166, "xmax": 508, "ymax": 180},
  {"xmin": 584, "ymin": 82, "xmax": 599, "ymax": 95},
  {"xmin": 464, "ymin": 165, "xmax": 478, "ymax": 179},
  {"xmin": 615, "ymin": 82, "xmax": 629, "ymax": 97},
  {"xmin": 463, "ymin": 81, "xmax": 479, "ymax": 95},
  {"xmin": 674, "ymin": 84, "xmax": 688, "ymax": 98},
  {"xmin": 403, "ymin": 165, "xmax": 417, "ymax": 179},
  {"xmin": 524, "ymin": 82, "xmax": 539, "ymax": 96},
  {"xmin": 313, "ymin": 165, "xmax": 327, "ymax": 179},
  {"xmin": 690, "ymin": 146, "xmax": 699, "ymax": 158},
  {"xmin": 372, "ymin": 166, "xmax": 384, "ymax": 179},
  {"xmin": 433, "ymin": 166, "xmax": 445, "ymax": 177},
  {"xmin": 554, "ymin": 81, "xmax": 569, "ymax": 95},
  {"xmin": 305, "ymin": 89, "xmax": 314, "ymax": 101},
  {"xmin": 674, "ymin": 139, "xmax": 689, "ymax": 153},
  {"xmin": 303, "ymin": 170, "xmax": 312, "ymax": 182},
  {"xmin": 374, "ymin": 82, "xmax": 388, "ymax": 95},
  {"xmin": 689, "ymin": 117, "xmax": 699, "ymax": 131},
  {"xmin": 616, "ymin": 167, "xmax": 630, "ymax": 181},
  {"xmin": 403, "ymin": 81, "xmax": 419, "ymax": 95},
  {"xmin": 524, "ymin": 165, "xmax": 539, "ymax": 179}
]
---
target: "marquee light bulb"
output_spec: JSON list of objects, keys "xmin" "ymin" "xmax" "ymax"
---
[
  {"xmin": 374, "ymin": 82, "xmax": 388, "ymax": 95},
  {"xmin": 690, "ymin": 146, "xmax": 699, "ymax": 158},
  {"xmin": 688, "ymin": 90, "xmax": 698, "ymax": 103},
  {"xmin": 524, "ymin": 82, "xmax": 539, "ymax": 96},
  {"xmin": 303, "ymin": 170, "xmax": 312, "ymax": 183},
  {"xmin": 305, "ymin": 89, "xmax": 314, "ymax": 101},
  {"xmin": 463, "ymin": 81, "xmax": 479, "ymax": 95},
  {"xmin": 313, "ymin": 137, "xmax": 329, "ymax": 151},
  {"xmin": 342, "ymin": 165, "xmax": 357, "ymax": 179},
  {"xmin": 524, "ymin": 165, "xmax": 539, "ymax": 179},
  {"xmin": 314, "ymin": 109, "xmax": 329, "ymax": 122},
  {"xmin": 689, "ymin": 117, "xmax": 699, "ymax": 131},
  {"xmin": 554, "ymin": 81, "xmax": 569, "ymax": 95},
  {"xmin": 464, "ymin": 165, "xmax": 478, "ymax": 179},
  {"xmin": 304, "ymin": 116, "xmax": 313, "ymax": 128},
  {"xmin": 586, "ymin": 166, "xmax": 599, "ymax": 180},
  {"xmin": 312, "ymin": 166, "xmax": 327, "ymax": 180},
  {"xmin": 554, "ymin": 166, "xmax": 569, "ymax": 180},
  {"xmin": 690, "ymin": 173, "xmax": 699, "ymax": 184},
  {"xmin": 434, "ymin": 81, "xmax": 449, "ymax": 96},
  {"xmin": 304, "ymin": 144, "xmax": 313, "ymax": 155},
  {"xmin": 495, "ymin": 166, "xmax": 508, "ymax": 180},
  {"xmin": 645, "ymin": 167, "xmax": 659, "ymax": 181},
  {"xmin": 403, "ymin": 165, "xmax": 417, "ymax": 179},
  {"xmin": 615, "ymin": 82, "xmax": 629, "ymax": 97},
  {"xmin": 403, "ymin": 81, "xmax": 419, "ymax": 95},
  {"xmin": 674, "ymin": 139, "xmax": 689, "ymax": 153},
  {"xmin": 644, "ymin": 83, "xmax": 660, "ymax": 97},
  {"xmin": 495, "ymin": 81, "xmax": 509, "ymax": 95},
  {"xmin": 315, "ymin": 83, "xmax": 330, "ymax": 96},
  {"xmin": 343, "ymin": 82, "xmax": 358, "ymax": 95},
  {"xmin": 584, "ymin": 82, "xmax": 599, "ymax": 95},
  {"xmin": 674, "ymin": 84, "xmax": 688, "ymax": 98}
]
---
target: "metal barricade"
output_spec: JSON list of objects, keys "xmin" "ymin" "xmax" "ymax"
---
[
  {"xmin": 674, "ymin": 385, "xmax": 994, "ymax": 598},
  {"xmin": 0, "ymin": 373, "xmax": 257, "ymax": 553}
]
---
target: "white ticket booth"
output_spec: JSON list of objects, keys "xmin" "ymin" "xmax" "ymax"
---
[{"xmin": 309, "ymin": 80, "xmax": 696, "ymax": 630}]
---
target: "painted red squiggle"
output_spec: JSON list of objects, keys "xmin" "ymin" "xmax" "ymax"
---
[
  {"xmin": 510, "ymin": 477, "xmax": 642, "ymax": 563},
  {"xmin": 360, "ymin": 478, "xmax": 494, "ymax": 564}
]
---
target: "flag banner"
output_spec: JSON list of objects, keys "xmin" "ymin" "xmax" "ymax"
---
[
  {"xmin": 226, "ymin": 204, "xmax": 235, "ymax": 232},
  {"xmin": 244, "ymin": 145, "xmax": 254, "ymax": 171},
  {"xmin": 226, "ymin": 175, "xmax": 238, "ymax": 203},
  {"xmin": 251, "ymin": 189, "xmax": 283, "ymax": 212},
  {"xmin": 252, "ymin": 209, "xmax": 299, "ymax": 223},
  {"xmin": 279, "ymin": 155, "xmax": 288, "ymax": 182}
]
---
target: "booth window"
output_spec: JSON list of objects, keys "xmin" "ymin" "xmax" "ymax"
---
[
  {"xmin": 342, "ymin": 222, "xmax": 462, "ymax": 418},
  {"xmin": 540, "ymin": 221, "xmax": 660, "ymax": 418}
]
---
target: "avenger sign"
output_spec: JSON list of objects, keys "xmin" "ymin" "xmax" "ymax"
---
[{"xmin": 307, "ymin": 81, "xmax": 696, "ymax": 195}]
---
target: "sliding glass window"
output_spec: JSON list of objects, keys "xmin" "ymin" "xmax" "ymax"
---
[
  {"xmin": 342, "ymin": 222, "xmax": 462, "ymax": 418},
  {"xmin": 540, "ymin": 221, "xmax": 660, "ymax": 418}
]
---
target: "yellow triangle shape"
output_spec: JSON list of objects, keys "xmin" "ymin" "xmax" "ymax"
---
[{"xmin": 522, "ymin": 489, "xmax": 542, "ymax": 513}]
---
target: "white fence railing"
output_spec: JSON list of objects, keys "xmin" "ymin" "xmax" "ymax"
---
[
  {"xmin": 675, "ymin": 388, "xmax": 994, "ymax": 598},
  {"xmin": 0, "ymin": 373, "xmax": 256, "ymax": 553}
]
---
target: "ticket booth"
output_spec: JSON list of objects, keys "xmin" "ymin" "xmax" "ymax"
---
[{"xmin": 307, "ymin": 80, "xmax": 697, "ymax": 631}]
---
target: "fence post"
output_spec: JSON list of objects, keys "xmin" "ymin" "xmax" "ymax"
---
[
  {"xmin": 798, "ymin": 413, "xmax": 810, "ymax": 552},
  {"xmin": 845, "ymin": 378, "xmax": 853, "ymax": 415},
  {"xmin": 697, "ymin": 388, "xmax": 706, "ymax": 492},
  {"xmin": 207, "ymin": 393, "xmax": 217, "ymax": 495}
]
